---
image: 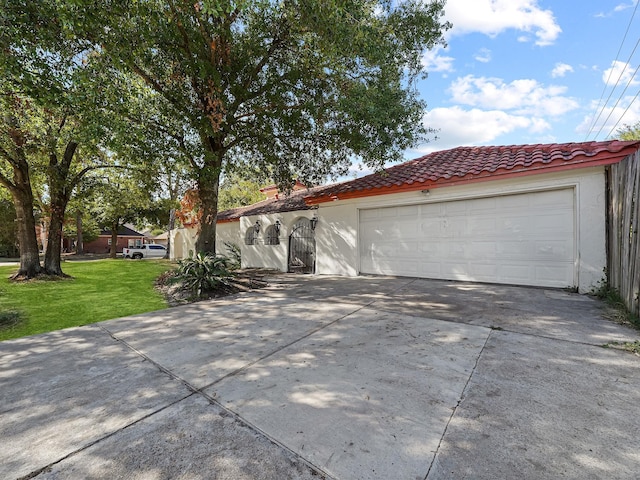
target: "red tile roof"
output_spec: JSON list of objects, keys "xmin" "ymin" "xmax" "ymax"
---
[
  {"xmin": 304, "ymin": 140, "xmax": 640, "ymax": 205},
  {"xmin": 217, "ymin": 185, "xmax": 322, "ymax": 222}
]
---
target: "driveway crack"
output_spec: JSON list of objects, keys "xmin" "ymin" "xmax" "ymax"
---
[{"xmin": 424, "ymin": 328, "xmax": 493, "ymax": 480}]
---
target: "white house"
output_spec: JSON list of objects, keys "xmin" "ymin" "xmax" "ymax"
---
[{"xmin": 171, "ymin": 140, "xmax": 640, "ymax": 293}]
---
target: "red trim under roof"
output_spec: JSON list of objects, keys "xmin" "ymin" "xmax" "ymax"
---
[{"xmin": 304, "ymin": 141, "xmax": 640, "ymax": 205}]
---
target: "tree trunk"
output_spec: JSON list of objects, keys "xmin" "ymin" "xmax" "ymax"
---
[
  {"xmin": 195, "ymin": 149, "xmax": 223, "ymax": 255},
  {"xmin": 1, "ymin": 107, "xmax": 41, "ymax": 278},
  {"xmin": 165, "ymin": 208, "xmax": 175, "ymax": 259},
  {"xmin": 43, "ymin": 196, "xmax": 68, "ymax": 275},
  {"xmin": 75, "ymin": 211, "xmax": 84, "ymax": 254},
  {"xmin": 44, "ymin": 141, "xmax": 78, "ymax": 275},
  {"xmin": 110, "ymin": 221, "xmax": 119, "ymax": 258},
  {"xmin": 11, "ymin": 183, "xmax": 42, "ymax": 278}
]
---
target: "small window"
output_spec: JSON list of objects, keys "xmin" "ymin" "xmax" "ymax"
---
[
  {"xmin": 107, "ymin": 238, "xmax": 112, "ymax": 245},
  {"xmin": 150, "ymin": 245, "xmax": 165, "ymax": 250},
  {"xmin": 265, "ymin": 224, "xmax": 280, "ymax": 245},
  {"xmin": 245, "ymin": 228, "xmax": 257, "ymax": 245}
]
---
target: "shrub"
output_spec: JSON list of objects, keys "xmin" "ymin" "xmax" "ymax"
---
[{"xmin": 173, "ymin": 253, "xmax": 235, "ymax": 296}]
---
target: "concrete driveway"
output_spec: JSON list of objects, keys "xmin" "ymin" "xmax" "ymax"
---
[{"xmin": 1, "ymin": 275, "xmax": 639, "ymax": 479}]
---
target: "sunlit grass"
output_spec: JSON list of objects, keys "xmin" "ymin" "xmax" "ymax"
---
[{"xmin": 0, "ymin": 259, "xmax": 174, "ymax": 341}]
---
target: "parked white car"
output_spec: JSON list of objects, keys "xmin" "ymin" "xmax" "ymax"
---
[{"xmin": 122, "ymin": 244, "xmax": 167, "ymax": 259}]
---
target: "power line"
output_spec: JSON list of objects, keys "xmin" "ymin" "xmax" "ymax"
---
[
  {"xmin": 585, "ymin": 0, "xmax": 640, "ymax": 140},
  {"xmin": 606, "ymin": 87, "xmax": 640, "ymax": 138},
  {"xmin": 594, "ymin": 60, "xmax": 640, "ymax": 139}
]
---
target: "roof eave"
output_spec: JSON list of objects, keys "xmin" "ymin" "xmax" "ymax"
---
[{"xmin": 305, "ymin": 152, "xmax": 632, "ymax": 205}]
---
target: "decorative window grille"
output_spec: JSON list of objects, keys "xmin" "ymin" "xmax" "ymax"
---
[
  {"xmin": 265, "ymin": 224, "xmax": 280, "ymax": 245},
  {"xmin": 245, "ymin": 228, "xmax": 257, "ymax": 245}
]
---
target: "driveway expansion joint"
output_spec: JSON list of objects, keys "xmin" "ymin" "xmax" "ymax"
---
[
  {"xmin": 99, "ymin": 309, "xmax": 344, "ymax": 480},
  {"xmin": 18, "ymin": 391, "xmax": 197, "ymax": 480}
]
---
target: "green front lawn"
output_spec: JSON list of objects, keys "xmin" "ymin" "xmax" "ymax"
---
[{"xmin": 0, "ymin": 259, "xmax": 174, "ymax": 341}]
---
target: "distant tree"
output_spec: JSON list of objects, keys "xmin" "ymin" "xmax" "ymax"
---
[
  {"xmin": 615, "ymin": 122, "xmax": 640, "ymax": 141},
  {"xmin": 65, "ymin": 181, "xmax": 102, "ymax": 254},
  {"xmin": 91, "ymin": 169, "xmax": 153, "ymax": 258},
  {"xmin": 64, "ymin": 0, "xmax": 450, "ymax": 255},
  {"xmin": 218, "ymin": 173, "xmax": 266, "ymax": 211}
]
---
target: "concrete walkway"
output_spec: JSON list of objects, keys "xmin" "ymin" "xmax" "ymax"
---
[{"xmin": 1, "ymin": 276, "xmax": 639, "ymax": 479}]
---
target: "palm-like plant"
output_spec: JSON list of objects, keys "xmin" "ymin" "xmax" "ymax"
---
[{"xmin": 173, "ymin": 253, "xmax": 235, "ymax": 296}]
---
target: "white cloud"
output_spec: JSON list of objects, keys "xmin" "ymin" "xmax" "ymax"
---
[
  {"xmin": 474, "ymin": 48, "xmax": 492, "ymax": 63},
  {"xmin": 595, "ymin": 1, "xmax": 637, "ymax": 17},
  {"xmin": 602, "ymin": 60, "xmax": 639, "ymax": 86},
  {"xmin": 448, "ymin": 75, "xmax": 579, "ymax": 116},
  {"xmin": 421, "ymin": 46, "xmax": 455, "ymax": 73},
  {"xmin": 615, "ymin": 1, "xmax": 637, "ymax": 12},
  {"xmin": 420, "ymin": 106, "xmax": 551, "ymax": 151},
  {"xmin": 551, "ymin": 63, "xmax": 574, "ymax": 78},
  {"xmin": 443, "ymin": 0, "xmax": 561, "ymax": 46}
]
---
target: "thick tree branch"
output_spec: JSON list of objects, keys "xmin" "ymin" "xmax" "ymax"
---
[
  {"xmin": 168, "ymin": 0, "xmax": 197, "ymax": 64},
  {"xmin": 0, "ymin": 144, "xmax": 19, "ymax": 167},
  {"xmin": 128, "ymin": 62, "xmax": 183, "ymax": 111},
  {"xmin": 62, "ymin": 141, "xmax": 79, "ymax": 170},
  {"xmin": 0, "ymin": 169, "xmax": 17, "ymax": 191}
]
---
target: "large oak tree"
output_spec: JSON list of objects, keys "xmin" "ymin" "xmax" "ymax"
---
[
  {"xmin": 67, "ymin": 0, "xmax": 450, "ymax": 254},
  {"xmin": 0, "ymin": 1, "xmax": 117, "ymax": 276}
]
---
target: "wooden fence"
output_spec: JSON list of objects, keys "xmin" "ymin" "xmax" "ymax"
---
[{"xmin": 607, "ymin": 150, "xmax": 640, "ymax": 316}]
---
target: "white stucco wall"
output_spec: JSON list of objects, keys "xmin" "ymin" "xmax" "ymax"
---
[
  {"xmin": 240, "ymin": 211, "xmax": 317, "ymax": 271},
  {"xmin": 316, "ymin": 167, "xmax": 608, "ymax": 293},
  {"xmin": 169, "ymin": 226, "xmax": 198, "ymax": 260},
  {"xmin": 170, "ymin": 223, "xmax": 241, "ymax": 260},
  {"xmin": 215, "ymin": 221, "xmax": 242, "ymax": 257}
]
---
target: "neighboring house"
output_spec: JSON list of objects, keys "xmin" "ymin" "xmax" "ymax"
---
[
  {"xmin": 84, "ymin": 225, "xmax": 148, "ymax": 254},
  {"xmin": 171, "ymin": 140, "xmax": 640, "ymax": 293},
  {"xmin": 152, "ymin": 231, "xmax": 169, "ymax": 247}
]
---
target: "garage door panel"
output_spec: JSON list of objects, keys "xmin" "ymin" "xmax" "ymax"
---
[
  {"xmin": 360, "ymin": 189, "xmax": 576, "ymax": 288},
  {"xmin": 531, "ymin": 213, "xmax": 572, "ymax": 231},
  {"xmin": 467, "ymin": 218, "xmax": 497, "ymax": 235},
  {"xmin": 396, "ymin": 205, "xmax": 419, "ymax": 217},
  {"xmin": 470, "ymin": 242, "xmax": 498, "ymax": 257},
  {"xmin": 469, "ymin": 263, "xmax": 499, "ymax": 278},
  {"xmin": 533, "ymin": 240, "xmax": 573, "ymax": 258},
  {"xmin": 421, "ymin": 219, "xmax": 441, "ymax": 232},
  {"xmin": 535, "ymin": 265, "xmax": 573, "ymax": 285},
  {"xmin": 419, "ymin": 262, "xmax": 443, "ymax": 276},
  {"xmin": 500, "ymin": 241, "xmax": 533, "ymax": 256}
]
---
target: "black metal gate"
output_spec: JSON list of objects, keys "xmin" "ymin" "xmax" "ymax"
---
[{"xmin": 288, "ymin": 218, "xmax": 315, "ymax": 274}]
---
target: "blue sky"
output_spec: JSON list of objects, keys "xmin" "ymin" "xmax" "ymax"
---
[{"xmin": 403, "ymin": 0, "xmax": 640, "ymax": 157}]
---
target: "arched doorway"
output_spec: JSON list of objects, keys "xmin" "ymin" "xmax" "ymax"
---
[{"xmin": 288, "ymin": 217, "xmax": 316, "ymax": 273}]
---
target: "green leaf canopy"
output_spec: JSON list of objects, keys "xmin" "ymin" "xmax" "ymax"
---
[{"xmin": 43, "ymin": 0, "xmax": 451, "ymax": 253}]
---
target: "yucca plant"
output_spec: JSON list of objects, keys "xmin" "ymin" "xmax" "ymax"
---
[{"xmin": 173, "ymin": 253, "xmax": 235, "ymax": 296}]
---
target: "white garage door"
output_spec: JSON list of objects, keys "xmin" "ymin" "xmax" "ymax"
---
[{"xmin": 359, "ymin": 189, "xmax": 576, "ymax": 288}]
